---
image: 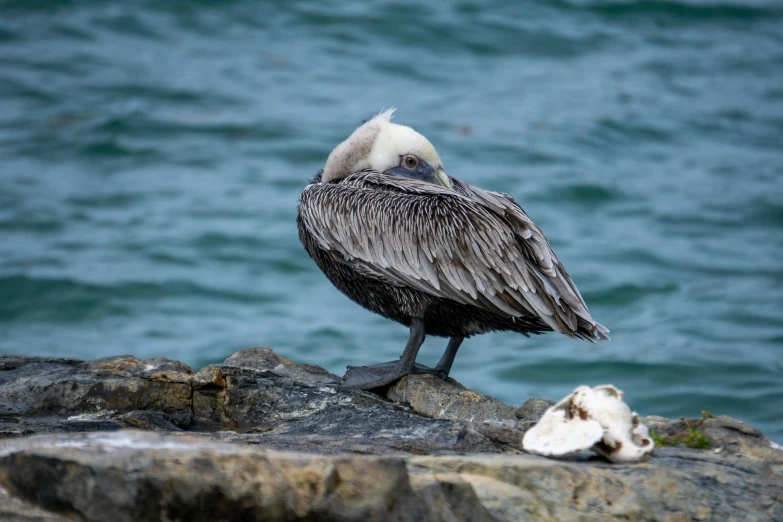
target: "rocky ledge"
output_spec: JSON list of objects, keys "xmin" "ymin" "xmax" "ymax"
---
[{"xmin": 0, "ymin": 348, "xmax": 781, "ymax": 521}]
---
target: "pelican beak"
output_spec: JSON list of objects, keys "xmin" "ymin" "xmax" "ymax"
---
[
  {"xmin": 435, "ymin": 167, "xmax": 453, "ymax": 190},
  {"xmin": 382, "ymin": 162, "xmax": 453, "ymax": 189}
]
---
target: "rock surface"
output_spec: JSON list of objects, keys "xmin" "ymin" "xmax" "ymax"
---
[{"xmin": 1, "ymin": 348, "xmax": 781, "ymax": 521}]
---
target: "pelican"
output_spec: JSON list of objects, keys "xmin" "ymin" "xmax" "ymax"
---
[{"xmin": 298, "ymin": 109, "xmax": 609, "ymax": 390}]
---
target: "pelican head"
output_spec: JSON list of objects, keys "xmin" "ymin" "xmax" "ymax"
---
[{"xmin": 322, "ymin": 109, "xmax": 452, "ymax": 189}]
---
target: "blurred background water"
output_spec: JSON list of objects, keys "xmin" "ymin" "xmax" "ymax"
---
[{"xmin": 1, "ymin": 0, "xmax": 781, "ymax": 442}]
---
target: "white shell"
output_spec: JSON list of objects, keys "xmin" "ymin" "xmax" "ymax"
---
[{"xmin": 522, "ymin": 384, "xmax": 654, "ymax": 463}]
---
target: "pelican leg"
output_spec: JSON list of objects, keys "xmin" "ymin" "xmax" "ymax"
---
[
  {"xmin": 434, "ymin": 336, "xmax": 463, "ymax": 378},
  {"xmin": 340, "ymin": 317, "xmax": 441, "ymax": 390}
]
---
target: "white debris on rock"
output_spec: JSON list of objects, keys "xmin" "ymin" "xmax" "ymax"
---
[{"xmin": 522, "ymin": 384, "xmax": 654, "ymax": 463}]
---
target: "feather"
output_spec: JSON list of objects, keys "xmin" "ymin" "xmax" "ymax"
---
[{"xmin": 298, "ymin": 171, "xmax": 608, "ymax": 341}]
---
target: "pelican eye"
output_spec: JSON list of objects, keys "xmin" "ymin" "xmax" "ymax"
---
[{"xmin": 401, "ymin": 155, "xmax": 419, "ymax": 170}]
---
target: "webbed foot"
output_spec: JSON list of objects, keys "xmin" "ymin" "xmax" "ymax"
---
[{"xmin": 339, "ymin": 361, "xmax": 446, "ymax": 391}]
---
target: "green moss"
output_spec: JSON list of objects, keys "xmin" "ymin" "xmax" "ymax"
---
[
  {"xmin": 651, "ymin": 431, "xmax": 675, "ymax": 447},
  {"xmin": 682, "ymin": 428, "xmax": 710, "ymax": 449},
  {"xmin": 651, "ymin": 412, "xmax": 712, "ymax": 449}
]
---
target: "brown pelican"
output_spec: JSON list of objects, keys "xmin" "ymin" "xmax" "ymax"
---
[{"xmin": 298, "ymin": 109, "xmax": 609, "ymax": 390}]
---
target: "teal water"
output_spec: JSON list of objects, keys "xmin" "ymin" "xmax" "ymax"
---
[{"xmin": 1, "ymin": 1, "xmax": 782, "ymax": 442}]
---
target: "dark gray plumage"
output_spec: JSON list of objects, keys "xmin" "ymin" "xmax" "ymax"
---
[{"xmin": 297, "ymin": 110, "xmax": 608, "ymax": 389}]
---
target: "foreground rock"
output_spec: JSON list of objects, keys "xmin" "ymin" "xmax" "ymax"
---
[
  {"xmin": 0, "ymin": 348, "xmax": 516, "ymax": 455},
  {"xmin": 1, "ymin": 349, "xmax": 781, "ymax": 521}
]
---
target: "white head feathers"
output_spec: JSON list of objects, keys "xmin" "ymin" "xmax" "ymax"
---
[{"xmin": 321, "ymin": 109, "xmax": 444, "ymax": 183}]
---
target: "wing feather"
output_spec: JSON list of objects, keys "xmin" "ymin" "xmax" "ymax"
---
[{"xmin": 299, "ymin": 172, "xmax": 609, "ymax": 341}]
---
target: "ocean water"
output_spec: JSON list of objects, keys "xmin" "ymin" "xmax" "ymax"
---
[{"xmin": 1, "ymin": 0, "xmax": 781, "ymax": 442}]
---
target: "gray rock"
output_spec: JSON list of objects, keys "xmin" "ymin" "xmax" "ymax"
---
[
  {"xmin": 0, "ymin": 354, "xmax": 193, "ymax": 420},
  {"xmin": 0, "ymin": 481, "xmax": 71, "ymax": 522},
  {"xmin": 408, "ymin": 450, "xmax": 783, "ymax": 521},
  {"xmin": 1, "ymin": 430, "xmax": 781, "ymax": 522},
  {"xmin": 1, "ymin": 348, "xmax": 781, "ymax": 521},
  {"xmin": 0, "ymin": 431, "xmax": 495, "ymax": 522},
  {"xmin": 516, "ymin": 397, "xmax": 556, "ymax": 420},
  {"xmin": 0, "ymin": 348, "xmax": 508, "ymax": 455},
  {"xmin": 644, "ymin": 414, "xmax": 781, "ymax": 460},
  {"xmin": 385, "ymin": 373, "xmax": 518, "ymax": 423}
]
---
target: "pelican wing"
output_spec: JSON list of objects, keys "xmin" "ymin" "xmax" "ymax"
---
[{"xmin": 299, "ymin": 172, "xmax": 608, "ymax": 341}]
